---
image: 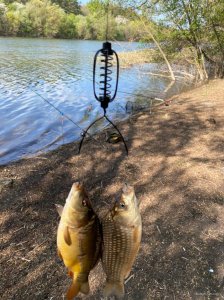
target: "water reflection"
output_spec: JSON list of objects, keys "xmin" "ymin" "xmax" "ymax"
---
[{"xmin": 0, "ymin": 38, "xmax": 193, "ymax": 165}]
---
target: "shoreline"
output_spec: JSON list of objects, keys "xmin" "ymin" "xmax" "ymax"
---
[
  {"xmin": 0, "ymin": 77, "xmax": 197, "ymax": 167},
  {"xmin": 0, "ymin": 79, "xmax": 209, "ymax": 168}
]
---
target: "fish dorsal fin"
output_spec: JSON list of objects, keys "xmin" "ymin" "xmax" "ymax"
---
[
  {"xmin": 64, "ymin": 226, "xmax": 72, "ymax": 246},
  {"xmin": 55, "ymin": 204, "xmax": 64, "ymax": 217}
]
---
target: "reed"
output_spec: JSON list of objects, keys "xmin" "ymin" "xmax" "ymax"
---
[{"xmin": 119, "ymin": 49, "xmax": 158, "ymax": 68}]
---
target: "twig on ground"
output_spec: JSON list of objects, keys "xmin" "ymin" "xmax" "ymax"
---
[
  {"xmin": 16, "ymin": 240, "xmax": 28, "ymax": 246},
  {"xmin": 14, "ymin": 248, "xmax": 26, "ymax": 253},
  {"xmin": 181, "ymin": 257, "xmax": 189, "ymax": 261},
  {"xmin": 193, "ymin": 246, "xmax": 202, "ymax": 252},
  {"xmin": 33, "ymin": 239, "xmax": 47, "ymax": 250},
  {"xmin": 12, "ymin": 226, "xmax": 25, "ymax": 234},
  {"xmin": 125, "ymin": 274, "xmax": 134, "ymax": 285},
  {"xmin": 18, "ymin": 257, "xmax": 31, "ymax": 262},
  {"xmin": 156, "ymin": 225, "xmax": 162, "ymax": 234}
]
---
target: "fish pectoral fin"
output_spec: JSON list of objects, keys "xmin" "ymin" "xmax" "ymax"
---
[
  {"xmin": 68, "ymin": 270, "xmax": 73, "ymax": 278},
  {"xmin": 103, "ymin": 281, "xmax": 124, "ymax": 299},
  {"xmin": 55, "ymin": 204, "xmax": 64, "ymax": 217},
  {"xmin": 66, "ymin": 280, "xmax": 80, "ymax": 300},
  {"xmin": 64, "ymin": 226, "xmax": 72, "ymax": 246}
]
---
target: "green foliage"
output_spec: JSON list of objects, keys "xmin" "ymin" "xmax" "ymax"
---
[
  {"xmin": 52, "ymin": 0, "xmax": 80, "ymax": 14},
  {"xmin": 58, "ymin": 13, "xmax": 77, "ymax": 38},
  {"xmin": 6, "ymin": 8, "xmax": 21, "ymax": 35},
  {"xmin": 158, "ymin": 0, "xmax": 224, "ymax": 76},
  {"xmin": 86, "ymin": 0, "xmax": 105, "ymax": 15},
  {"xmin": 2, "ymin": 0, "xmax": 66, "ymax": 37},
  {"xmin": 75, "ymin": 15, "xmax": 88, "ymax": 39},
  {"xmin": 0, "ymin": 2, "xmax": 8, "ymax": 34},
  {"xmin": 0, "ymin": 0, "xmax": 157, "ymax": 40},
  {"xmin": 116, "ymin": 0, "xmax": 224, "ymax": 77}
]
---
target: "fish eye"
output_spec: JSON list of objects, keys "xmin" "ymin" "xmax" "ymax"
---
[
  {"xmin": 120, "ymin": 202, "xmax": 125, "ymax": 208},
  {"xmin": 82, "ymin": 199, "xmax": 87, "ymax": 207}
]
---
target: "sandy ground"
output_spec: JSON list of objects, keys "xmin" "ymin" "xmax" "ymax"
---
[{"xmin": 0, "ymin": 79, "xmax": 224, "ymax": 300}]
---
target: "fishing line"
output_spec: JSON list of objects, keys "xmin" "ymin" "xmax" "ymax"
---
[
  {"xmin": 60, "ymin": 114, "xmax": 65, "ymax": 145},
  {"xmin": 28, "ymin": 87, "xmax": 105, "ymax": 148},
  {"xmin": 105, "ymin": 0, "xmax": 110, "ymax": 41},
  {"xmin": 29, "ymin": 84, "xmax": 163, "ymax": 152}
]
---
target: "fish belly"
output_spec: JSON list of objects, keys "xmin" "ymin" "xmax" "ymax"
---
[
  {"xmin": 57, "ymin": 225, "xmax": 81, "ymax": 271},
  {"xmin": 57, "ymin": 220, "xmax": 100, "ymax": 277}
]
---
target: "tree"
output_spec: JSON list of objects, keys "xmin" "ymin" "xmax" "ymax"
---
[
  {"xmin": 58, "ymin": 13, "xmax": 78, "ymax": 38},
  {"xmin": 21, "ymin": 0, "xmax": 65, "ymax": 37},
  {"xmin": 86, "ymin": 0, "xmax": 105, "ymax": 15},
  {"xmin": 0, "ymin": 2, "xmax": 8, "ymax": 35},
  {"xmin": 5, "ymin": 2, "xmax": 24, "ymax": 36},
  {"xmin": 52, "ymin": 0, "xmax": 80, "ymax": 14},
  {"xmin": 202, "ymin": 0, "xmax": 224, "ymax": 77},
  {"xmin": 116, "ymin": 0, "xmax": 224, "ymax": 79}
]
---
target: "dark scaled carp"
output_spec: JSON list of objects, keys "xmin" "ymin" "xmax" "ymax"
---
[
  {"xmin": 56, "ymin": 182, "xmax": 101, "ymax": 300},
  {"xmin": 102, "ymin": 184, "xmax": 142, "ymax": 298}
]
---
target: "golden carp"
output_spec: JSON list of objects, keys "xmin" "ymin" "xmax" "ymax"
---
[
  {"xmin": 56, "ymin": 182, "xmax": 101, "ymax": 300},
  {"xmin": 102, "ymin": 184, "xmax": 142, "ymax": 298}
]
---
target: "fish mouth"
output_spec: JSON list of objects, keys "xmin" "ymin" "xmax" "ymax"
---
[
  {"xmin": 72, "ymin": 182, "xmax": 85, "ymax": 192},
  {"xmin": 122, "ymin": 183, "xmax": 139, "ymax": 207},
  {"xmin": 122, "ymin": 183, "xmax": 134, "ymax": 196},
  {"xmin": 72, "ymin": 182, "xmax": 92, "ymax": 209}
]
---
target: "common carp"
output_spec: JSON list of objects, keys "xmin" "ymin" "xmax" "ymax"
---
[
  {"xmin": 56, "ymin": 182, "xmax": 101, "ymax": 300},
  {"xmin": 102, "ymin": 184, "xmax": 142, "ymax": 298}
]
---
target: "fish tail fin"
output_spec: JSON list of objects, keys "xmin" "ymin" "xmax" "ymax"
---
[
  {"xmin": 103, "ymin": 281, "xmax": 124, "ymax": 299},
  {"xmin": 80, "ymin": 281, "xmax": 90, "ymax": 294},
  {"xmin": 66, "ymin": 280, "xmax": 80, "ymax": 300}
]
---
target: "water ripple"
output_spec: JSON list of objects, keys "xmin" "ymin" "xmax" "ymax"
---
[{"xmin": 0, "ymin": 38, "xmax": 192, "ymax": 165}]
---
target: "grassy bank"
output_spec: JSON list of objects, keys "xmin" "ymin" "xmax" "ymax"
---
[
  {"xmin": 119, "ymin": 49, "xmax": 158, "ymax": 68},
  {"xmin": 119, "ymin": 47, "xmax": 200, "ymax": 76}
]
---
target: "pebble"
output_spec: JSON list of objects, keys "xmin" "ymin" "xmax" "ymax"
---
[{"xmin": 0, "ymin": 178, "xmax": 13, "ymax": 192}]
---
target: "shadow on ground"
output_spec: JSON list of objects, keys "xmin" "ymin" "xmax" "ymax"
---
[{"xmin": 0, "ymin": 80, "xmax": 224, "ymax": 299}]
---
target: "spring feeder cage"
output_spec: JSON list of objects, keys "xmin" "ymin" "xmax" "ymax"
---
[{"xmin": 78, "ymin": 41, "xmax": 128, "ymax": 155}]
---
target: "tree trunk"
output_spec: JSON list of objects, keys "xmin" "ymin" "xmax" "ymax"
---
[
  {"xmin": 211, "ymin": 22, "xmax": 224, "ymax": 78},
  {"xmin": 140, "ymin": 18, "xmax": 176, "ymax": 81}
]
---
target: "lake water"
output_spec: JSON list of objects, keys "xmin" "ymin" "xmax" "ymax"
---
[{"xmin": 0, "ymin": 38, "xmax": 193, "ymax": 165}]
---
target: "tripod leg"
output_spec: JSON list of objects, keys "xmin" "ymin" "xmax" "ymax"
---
[
  {"xmin": 78, "ymin": 116, "xmax": 104, "ymax": 154},
  {"xmin": 104, "ymin": 115, "xmax": 128, "ymax": 155}
]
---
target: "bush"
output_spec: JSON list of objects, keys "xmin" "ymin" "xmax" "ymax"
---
[{"xmin": 58, "ymin": 13, "xmax": 78, "ymax": 38}]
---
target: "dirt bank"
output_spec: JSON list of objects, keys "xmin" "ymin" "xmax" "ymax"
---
[{"xmin": 0, "ymin": 79, "xmax": 224, "ymax": 299}]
